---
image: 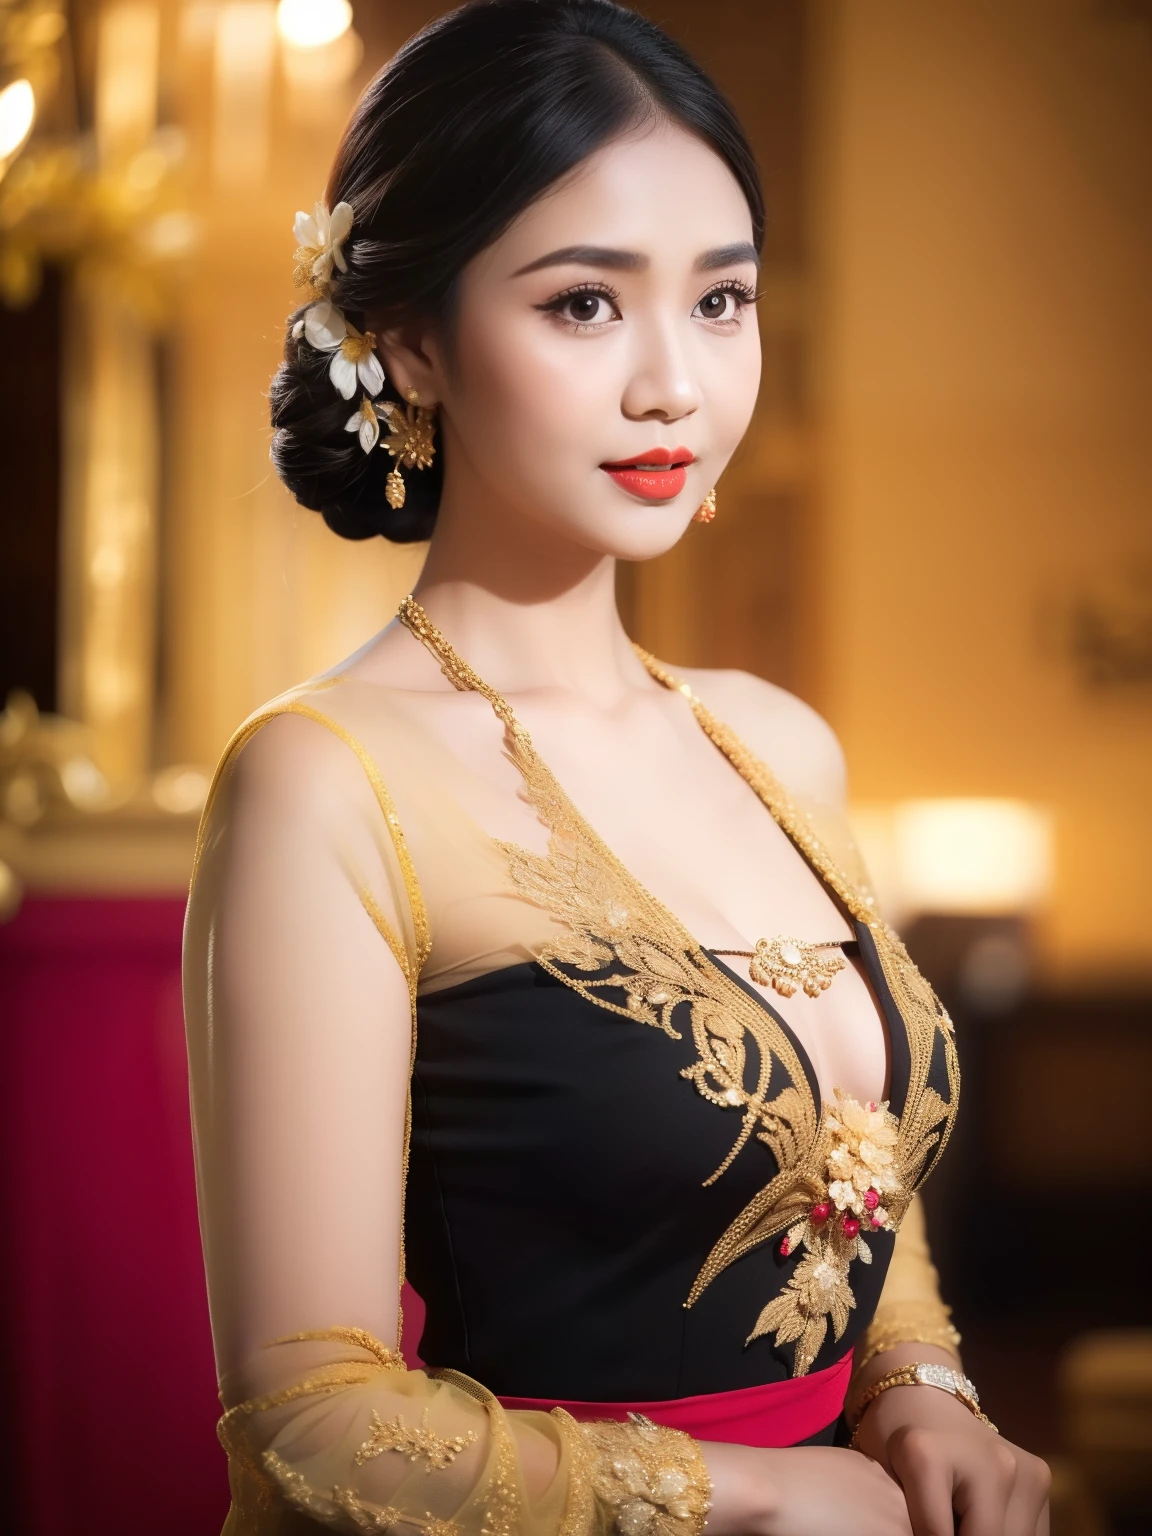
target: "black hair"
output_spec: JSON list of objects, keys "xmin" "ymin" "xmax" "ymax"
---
[{"xmin": 269, "ymin": 0, "xmax": 763, "ymax": 542}]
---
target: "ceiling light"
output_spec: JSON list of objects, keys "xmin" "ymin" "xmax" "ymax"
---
[{"xmin": 276, "ymin": 0, "xmax": 352, "ymax": 49}]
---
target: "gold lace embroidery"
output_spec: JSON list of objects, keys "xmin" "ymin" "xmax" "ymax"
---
[
  {"xmin": 433, "ymin": 1368, "xmax": 521, "ymax": 1536},
  {"xmin": 396, "ymin": 598, "xmax": 959, "ymax": 1376},
  {"xmin": 854, "ymin": 1301, "xmax": 963, "ymax": 1374},
  {"xmin": 223, "ymin": 1332, "xmax": 514, "ymax": 1536},
  {"xmin": 355, "ymin": 1407, "xmax": 479, "ymax": 1470},
  {"xmin": 568, "ymin": 1412, "xmax": 711, "ymax": 1536},
  {"xmin": 263, "ymin": 1450, "xmax": 464, "ymax": 1535}
]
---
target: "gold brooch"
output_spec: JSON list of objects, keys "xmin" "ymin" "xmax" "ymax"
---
[{"xmin": 713, "ymin": 937, "xmax": 846, "ymax": 998}]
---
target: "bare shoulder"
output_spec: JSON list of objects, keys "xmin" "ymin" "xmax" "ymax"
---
[
  {"xmin": 226, "ymin": 707, "xmax": 378, "ymax": 825},
  {"xmin": 674, "ymin": 665, "xmax": 847, "ymax": 809}
]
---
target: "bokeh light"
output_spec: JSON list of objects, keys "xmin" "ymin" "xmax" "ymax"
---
[
  {"xmin": 0, "ymin": 79, "xmax": 35, "ymax": 160},
  {"xmin": 276, "ymin": 0, "xmax": 352, "ymax": 50}
]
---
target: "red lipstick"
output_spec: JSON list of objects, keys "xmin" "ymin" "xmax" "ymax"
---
[{"xmin": 600, "ymin": 446, "xmax": 695, "ymax": 501}]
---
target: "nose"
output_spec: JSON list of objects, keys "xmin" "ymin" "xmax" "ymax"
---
[{"xmin": 620, "ymin": 314, "xmax": 701, "ymax": 423}]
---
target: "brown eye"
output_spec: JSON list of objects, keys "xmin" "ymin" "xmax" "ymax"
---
[
  {"xmin": 695, "ymin": 289, "xmax": 739, "ymax": 321},
  {"xmin": 559, "ymin": 291, "xmax": 616, "ymax": 324}
]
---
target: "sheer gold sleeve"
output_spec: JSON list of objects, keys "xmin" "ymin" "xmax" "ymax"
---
[
  {"xmin": 853, "ymin": 1195, "xmax": 962, "ymax": 1375},
  {"xmin": 184, "ymin": 698, "xmax": 710, "ymax": 1536}
]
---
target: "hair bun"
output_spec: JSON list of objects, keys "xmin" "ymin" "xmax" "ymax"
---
[{"xmin": 269, "ymin": 316, "xmax": 441, "ymax": 543}]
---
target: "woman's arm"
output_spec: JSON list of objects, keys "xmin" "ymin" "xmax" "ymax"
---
[
  {"xmin": 847, "ymin": 1202, "xmax": 1050, "ymax": 1536},
  {"xmin": 186, "ymin": 713, "xmax": 571, "ymax": 1530}
]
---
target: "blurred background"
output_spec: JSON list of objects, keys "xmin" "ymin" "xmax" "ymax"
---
[{"xmin": 0, "ymin": 2, "xmax": 1149, "ymax": 1532}]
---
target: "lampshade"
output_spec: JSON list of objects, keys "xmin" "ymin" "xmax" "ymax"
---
[{"xmin": 891, "ymin": 798, "xmax": 1053, "ymax": 915}]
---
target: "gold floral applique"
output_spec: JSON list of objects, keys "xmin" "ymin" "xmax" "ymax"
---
[
  {"xmin": 355, "ymin": 1407, "xmax": 478, "ymax": 1470},
  {"xmin": 575, "ymin": 1412, "xmax": 711, "ymax": 1536},
  {"xmin": 749, "ymin": 1091, "xmax": 903, "ymax": 1374}
]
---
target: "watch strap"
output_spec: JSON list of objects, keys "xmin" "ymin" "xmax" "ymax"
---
[{"xmin": 850, "ymin": 1362, "xmax": 998, "ymax": 1446}]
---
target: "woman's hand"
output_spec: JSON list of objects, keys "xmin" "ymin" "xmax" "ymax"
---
[
  {"xmin": 852, "ymin": 1381, "xmax": 1051, "ymax": 1536},
  {"xmin": 699, "ymin": 1440, "xmax": 915, "ymax": 1536}
]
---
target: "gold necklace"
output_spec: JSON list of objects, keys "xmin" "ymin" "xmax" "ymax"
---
[{"xmin": 712, "ymin": 938, "xmax": 847, "ymax": 998}]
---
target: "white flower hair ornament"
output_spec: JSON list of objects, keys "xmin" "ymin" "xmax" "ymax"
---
[
  {"xmin": 290, "ymin": 198, "xmax": 437, "ymax": 494},
  {"xmin": 291, "ymin": 298, "xmax": 385, "ymax": 400},
  {"xmin": 293, "ymin": 199, "xmax": 354, "ymax": 297},
  {"xmin": 345, "ymin": 397, "xmax": 395, "ymax": 455}
]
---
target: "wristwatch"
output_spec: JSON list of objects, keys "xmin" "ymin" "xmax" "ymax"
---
[{"xmin": 850, "ymin": 1361, "xmax": 997, "ymax": 1445}]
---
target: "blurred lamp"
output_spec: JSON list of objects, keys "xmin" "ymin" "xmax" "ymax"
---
[
  {"xmin": 892, "ymin": 798, "xmax": 1053, "ymax": 915},
  {"xmin": 0, "ymin": 78, "xmax": 35, "ymax": 159},
  {"xmin": 276, "ymin": 0, "xmax": 352, "ymax": 48},
  {"xmin": 152, "ymin": 765, "xmax": 211, "ymax": 815}
]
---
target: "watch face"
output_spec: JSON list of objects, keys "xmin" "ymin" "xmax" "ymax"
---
[{"xmin": 915, "ymin": 1362, "xmax": 980, "ymax": 1404}]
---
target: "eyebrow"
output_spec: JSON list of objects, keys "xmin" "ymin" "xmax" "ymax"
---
[
  {"xmin": 512, "ymin": 240, "xmax": 760, "ymax": 278},
  {"xmin": 512, "ymin": 245, "xmax": 646, "ymax": 276},
  {"xmin": 696, "ymin": 241, "xmax": 760, "ymax": 272}
]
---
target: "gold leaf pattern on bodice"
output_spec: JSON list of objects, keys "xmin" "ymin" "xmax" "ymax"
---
[
  {"xmin": 501, "ymin": 819, "xmax": 817, "ymax": 1188},
  {"xmin": 397, "ymin": 598, "xmax": 959, "ymax": 1375}
]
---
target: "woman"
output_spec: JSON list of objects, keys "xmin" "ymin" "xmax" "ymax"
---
[{"xmin": 184, "ymin": 4, "xmax": 1050, "ymax": 1533}]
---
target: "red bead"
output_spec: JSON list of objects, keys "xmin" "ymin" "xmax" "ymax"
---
[
  {"xmin": 780, "ymin": 1238, "xmax": 790, "ymax": 1257},
  {"xmin": 843, "ymin": 1217, "xmax": 860, "ymax": 1238},
  {"xmin": 811, "ymin": 1202, "xmax": 832, "ymax": 1224},
  {"xmin": 864, "ymin": 1189, "xmax": 879, "ymax": 1211}
]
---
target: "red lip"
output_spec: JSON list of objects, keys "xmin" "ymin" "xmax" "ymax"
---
[{"xmin": 601, "ymin": 446, "xmax": 695, "ymax": 501}]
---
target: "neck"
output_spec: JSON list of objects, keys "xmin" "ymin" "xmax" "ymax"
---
[{"xmin": 410, "ymin": 473, "xmax": 646, "ymax": 701}]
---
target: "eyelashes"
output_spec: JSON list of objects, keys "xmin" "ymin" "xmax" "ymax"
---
[
  {"xmin": 535, "ymin": 277, "xmax": 760, "ymax": 331},
  {"xmin": 535, "ymin": 282, "xmax": 622, "ymax": 329},
  {"xmin": 704, "ymin": 277, "xmax": 761, "ymax": 306},
  {"xmin": 693, "ymin": 278, "xmax": 760, "ymax": 323}
]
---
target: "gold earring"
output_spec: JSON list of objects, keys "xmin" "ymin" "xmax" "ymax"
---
[
  {"xmin": 693, "ymin": 487, "xmax": 717, "ymax": 523},
  {"xmin": 382, "ymin": 386, "xmax": 437, "ymax": 510}
]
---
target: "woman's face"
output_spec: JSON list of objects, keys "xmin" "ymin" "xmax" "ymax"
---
[{"xmin": 386, "ymin": 119, "xmax": 761, "ymax": 562}]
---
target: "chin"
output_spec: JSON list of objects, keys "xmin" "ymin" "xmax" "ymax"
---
[
  {"xmin": 553, "ymin": 502, "xmax": 695, "ymax": 562},
  {"xmin": 604, "ymin": 518, "xmax": 695, "ymax": 562}
]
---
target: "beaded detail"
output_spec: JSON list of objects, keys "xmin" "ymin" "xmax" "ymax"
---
[
  {"xmin": 355, "ymin": 1408, "xmax": 478, "ymax": 1470},
  {"xmin": 556, "ymin": 1412, "xmax": 711, "ymax": 1536}
]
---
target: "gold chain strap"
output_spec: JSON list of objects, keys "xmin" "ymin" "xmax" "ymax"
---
[
  {"xmin": 849, "ymin": 1364, "xmax": 997, "ymax": 1448},
  {"xmin": 397, "ymin": 595, "xmax": 530, "ymax": 744}
]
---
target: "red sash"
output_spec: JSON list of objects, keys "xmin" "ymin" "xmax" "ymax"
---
[{"xmin": 497, "ymin": 1351, "xmax": 853, "ymax": 1448}]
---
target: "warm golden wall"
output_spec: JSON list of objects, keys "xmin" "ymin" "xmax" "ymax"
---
[
  {"xmin": 813, "ymin": 0, "xmax": 1152, "ymax": 988},
  {"xmin": 21, "ymin": 0, "xmax": 1147, "ymax": 989},
  {"xmin": 160, "ymin": 0, "xmax": 434, "ymax": 767}
]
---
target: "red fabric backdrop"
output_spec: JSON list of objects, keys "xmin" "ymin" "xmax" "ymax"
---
[
  {"xmin": 0, "ymin": 897, "xmax": 225, "ymax": 1534},
  {"xmin": 0, "ymin": 895, "xmax": 428, "ymax": 1534}
]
